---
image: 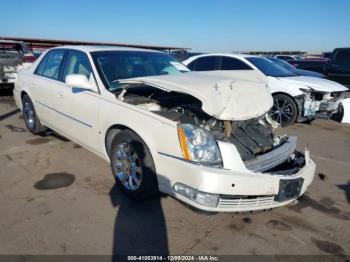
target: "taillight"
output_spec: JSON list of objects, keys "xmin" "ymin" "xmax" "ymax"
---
[{"xmin": 23, "ymin": 55, "xmax": 36, "ymax": 63}]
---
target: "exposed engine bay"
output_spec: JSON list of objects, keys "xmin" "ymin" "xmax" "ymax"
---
[{"xmin": 119, "ymin": 85, "xmax": 305, "ymax": 173}]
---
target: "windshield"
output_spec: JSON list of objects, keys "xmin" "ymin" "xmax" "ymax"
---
[
  {"xmin": 266, "ymin": 57, "xmax": 296, "ymax": 71},
  {"xmin": 247, "ymin": 57, "xmax": 297, "ymax": 77},
  {"xmin": 91, "ymin": 50, "xmax": 184, "ymax": 91}
]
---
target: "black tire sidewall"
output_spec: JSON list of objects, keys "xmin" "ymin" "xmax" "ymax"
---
[
  {"xmin": 109, "ymin": 130, "xmax": 158, "ymax": 200},
  {"xmin": 272, "ymin": 94, "xmax": 298, "ymax": 126},
  {"xmin": 22, "ymin": 95, "xmax": 41, "ymax": 134}
]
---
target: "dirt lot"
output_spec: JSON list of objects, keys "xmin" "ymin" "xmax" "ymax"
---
[{"xmin": 0, "ymin": 90, "xmax": 349, "ymax": 259}]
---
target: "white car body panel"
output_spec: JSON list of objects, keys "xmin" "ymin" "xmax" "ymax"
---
[
  {"xmin": 341, "ymin": 98, "xmax": 350, "ymax": 123},
  {"xmin": 267, "ymin": 76, "xmax": 305, "ymax": 96},
  {"xmin": 14, "ymin": 46, "xmax": 316, "ymax": 212}
]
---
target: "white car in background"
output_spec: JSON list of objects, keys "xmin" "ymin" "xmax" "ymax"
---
[
  {"xmin": 183, "ymin": 54, "xmax": 347, "ymax": 126},
  {"xmin": 14, "ymin": 46, "xmax": 315, "ymax": 212}
]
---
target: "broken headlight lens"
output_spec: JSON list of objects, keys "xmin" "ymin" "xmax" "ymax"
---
[
  {"xmin": 299, "ymin": 88, "xmax": 310, "ymax": 92},
  {"xmin": 178, "ymin": 124, "xmax": 222, "ymax": 164}
]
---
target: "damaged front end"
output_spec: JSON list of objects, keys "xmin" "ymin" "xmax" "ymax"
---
[
  {"xmin": 119, "ymin": 83, "xmax": 306, "ymax": 176},
  {"xmin": 296, "ymin": 88, "xmax": 345, "ymax": 121}
]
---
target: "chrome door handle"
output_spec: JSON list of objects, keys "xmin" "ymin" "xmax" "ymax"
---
[{"xmin": 57, "ymin": 92, "xmax": 63, "ymax": 98}]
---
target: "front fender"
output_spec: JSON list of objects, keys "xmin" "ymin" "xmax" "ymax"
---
[
  {"xmin": 98, "ymin": 101, "xmax": 182, "ymax": 169},
  {"xmin": 268, "ymin": 76, "xmax": 305, "ymax": 97}
]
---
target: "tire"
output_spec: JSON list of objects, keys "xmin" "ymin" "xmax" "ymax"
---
[
  {"xmin": 269, "ymin": 94, "xmax": 298, "ymax": 127},
  {"xmin": 331, "ymin": 103, "xmax": 344, "ymax": 123},
  {"xmin": 109, "ymin": 129, "xmax": 159, "ymax": 200},
  {"xmin": 303, "ymin": 118, "xmax": 315, "ymax": 124},
  {"xmin": 22, "ymin": 95, "xmax": 47, "ymax": 134}
]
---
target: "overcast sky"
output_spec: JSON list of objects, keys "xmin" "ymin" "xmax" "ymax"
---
[{"xmin": 1, "ymin": 0, "xmax": 349, "ymax": 52}]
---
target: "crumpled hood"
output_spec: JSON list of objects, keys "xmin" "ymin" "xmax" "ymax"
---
[
  {"xmin": 118, "ymin": 71, "xmax": 273, "ymax": 121},
  {"xmin": 278, "ymin": 76, "xmax": 348, "ymax": 93}
]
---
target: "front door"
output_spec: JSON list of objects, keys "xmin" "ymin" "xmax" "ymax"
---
[{"xmin": 56, "ymin": 50, "xmax": 101, "ymax": 153}]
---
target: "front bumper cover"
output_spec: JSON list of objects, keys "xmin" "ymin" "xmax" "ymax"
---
[
  {"xmin": 296, "ymin": 92, "xmax": 344, "ymax": 121},
  {"xmin": 158, "ymin": 147, "xmax": 315, "ymax": 212}
]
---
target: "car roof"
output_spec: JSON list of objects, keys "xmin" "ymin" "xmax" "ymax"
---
[
  {"xmin": 183, "ymin": 53, "xmax": 261, "ymax": 65},
  {"xmin": 50, "ymin": 45, "xmax": 161, "ymax": 53},
  {"xmin": 333, "ymin": 47, "xmax": 350, "ymax": 51},
  {"xmin": 192, "ymin": 53, "xmax": 254, "ymax": 58}
]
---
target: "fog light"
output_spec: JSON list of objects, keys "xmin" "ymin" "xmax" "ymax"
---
[{"xmin": 173, "ymin": 183, "xmax": 219, "ymax": 207}]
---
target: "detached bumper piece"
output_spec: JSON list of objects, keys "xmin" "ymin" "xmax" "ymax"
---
[{"xmin": 244, "ymin": 136, "xmax": 297, "ymax": 172}]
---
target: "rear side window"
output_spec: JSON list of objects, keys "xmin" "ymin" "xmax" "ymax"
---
[
  {"xmin": 220, "ymin": 57, "xmax": 252, "ymax": 70},
  {"xmin": 63, "ymin": 51, "xmax": 92, "ymax": 80},
  {"xmin": 194, "ymin": 56, "xmax": 218, "ymax": 71},
  {"xmin": 40, "ymin": 50, "xmax": 65, "ymax": 80},
  {"xmin": 187, "ymin": 60, "xmax": 196, "ymax": 70},
  {"xmin": 35, "ymin": 54, "xmax": 49, "ymax": 75}
]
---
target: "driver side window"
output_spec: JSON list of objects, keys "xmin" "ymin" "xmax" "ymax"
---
[{"xmin": 63, "ymin": 51, "xmax": 93, "ymax": 81}]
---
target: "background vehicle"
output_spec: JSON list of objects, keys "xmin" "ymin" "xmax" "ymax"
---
[
  {"xmin": 13, "ymin": 46, "xmax": 315, "ymax": 212},
  {"xmin": 170, "ymin": 50, "xmax": 205, "ymax": 62},
  {"xmin": 183, "ymin": 54, "xmax": 347, "ymax": 126},
  {"xmin": 0, "ymin": 40, "xmax": 36, "ymax": 89},
  {"xmin": 266, "ymin": 57, "xmax": 325, "ymax": 78},
  {"xmin": 321, "ymin": 52, "xmax": 332, "ymax": 60},
  {"xmin": 274, "ymin": 55, "xmax": 298, "ymax": 61},
  {"xmin": 324, "ymin": 48, "xmax": 350, "ymax": 88},
  {"xmin": 287, "ymin": 59, "xmax": 327, "ymax": 74}
]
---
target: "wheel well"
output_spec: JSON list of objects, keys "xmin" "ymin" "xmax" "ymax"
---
[
  {"xmin": 105, "ymin": 124, "xmax": 130, "ymax": 157},
  {"xmin": 271, "ymin": 92, "xmax": 299, "ymax": 115},
  {"xmin": 272, "ymin": 92, "xmax": 295, "ymax": 100}
]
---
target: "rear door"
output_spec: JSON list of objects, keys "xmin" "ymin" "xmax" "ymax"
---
[
  {"xmin": 31, "ymin": 49, "xmax": 67, "ymax": 126},
  {"xmin": 326, "ymin": 49, "xmax": 350, "ymax": 86}
]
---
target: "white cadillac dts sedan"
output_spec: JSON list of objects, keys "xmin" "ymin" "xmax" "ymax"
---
[{"xmin": 14, "ymin": 46, "xmax": 315, "ymax": 212}]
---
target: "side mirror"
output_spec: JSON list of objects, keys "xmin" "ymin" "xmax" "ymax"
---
[{"xmin": 65, "ymin": 74, "xmax": 98, "ymax": 93}]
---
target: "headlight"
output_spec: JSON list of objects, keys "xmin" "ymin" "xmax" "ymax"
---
[
  {"xmin": 177, "ymin": 124, "xmax": 222, "ymax": 165},
  {"xmin": 299, "ymin": 87, "xmax": 311, "ymax": 93}
]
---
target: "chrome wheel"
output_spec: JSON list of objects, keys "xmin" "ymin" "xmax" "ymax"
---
[
  {"xmin": 113, "ymin": 142, "xmax": 142, "ymax": 191},
  {"xmin": 23, "ymin": 100, "xmax": 35, "ymax": 129},
  {"xmin": 270, "ymin": 97, "xmax": 294, "ymax": 124}
]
